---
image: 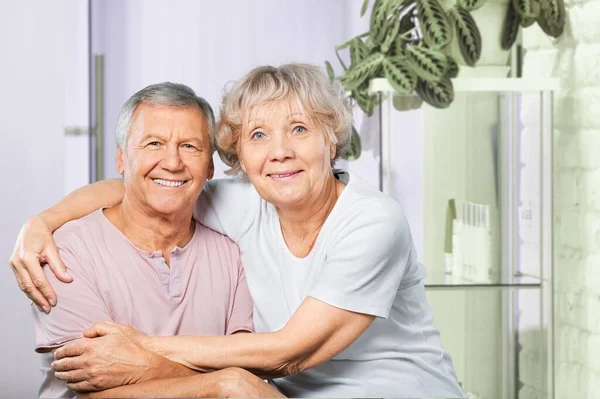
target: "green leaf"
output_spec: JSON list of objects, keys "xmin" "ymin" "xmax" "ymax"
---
[
  {"xmin": 520, "ymin": 16, "xmax": 536, "ymax": 27},
  {"xmin": 360, "ymin": 0, "xmax": 371, "ymax": 17},
  {"xmin": 449, "ymin": 5, "xmax": 482, "ymax": 67},
  {"xmin": 354, "ymin": 84, "xmax": 380, "ymax": 116},
  {"xmin": 512, "ymin": 0, "xmax": 540, "ymax": 19},
  {"xmin": 445, "ymin": 55, "xmax": 460, "ymax": 79},
  {"xmin": 537, "ymin": 0, "xmax": 565, "ymax": 38},
  {"xmin": 324, "ymin": 61, "xmax": 335, "ymax": 83},
  {"xmin": 339, "ymin": 52, "xmax": 385, "ymax": 91},
  {"xmin": 369, "ymin": 0, "xmax": 389, "ymax": 46},
  {"xmin": 380, "ymin": 10, "xmax": 402, "ymax": 53},
  {"xmin": 405, "ymin": 45, "xmax": 449, "ymax": 82},
  {"xmin": 457, "ymin": 0, "xmax": 488, "ymax": 11},
  {"xmin": 416, "ymin": 0, "xmax": 454, "ymax": 50},
  {"xmin": 343, "ymin": 126, "xmax": 363, "ymax": 161},
  {"xmin": 334, "ymin": 36, "xmax": 355, "ymax": 51},
  {"xmin": 383, "ymin": 56, "xmax": 417, "ymax": 94},
  {"xmin": 415, "ymin": 78, "xmax": 455, "ymax": 109},
  {"xmin": 392, "ymin": 94, "xmax": 423, "ymax": 111},
  {"xmin": 501, "ymin": 1, "xmax": 521, "ymax": 50},
  {"xmin": 350, "ymin": 37, "xmax": 370, "ymax": 66}
]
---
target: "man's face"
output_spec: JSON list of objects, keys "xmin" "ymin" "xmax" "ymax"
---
[{"xmin": 117, "ymin": 103, "xmax": 213, "ymax": 217}]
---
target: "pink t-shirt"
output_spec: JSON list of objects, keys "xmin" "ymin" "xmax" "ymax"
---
[{"xmin": 31, "ymin": 209, "xmax": 254, "ymax": 398}]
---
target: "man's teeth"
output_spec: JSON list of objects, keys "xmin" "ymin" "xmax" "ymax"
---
[{"xmin": 153, "ymin": 179, "xmax": 184, "ymax": 187}]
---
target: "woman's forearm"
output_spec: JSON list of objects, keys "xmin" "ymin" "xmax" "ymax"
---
[
  {"xmin": 147, "ymin": 332, "xmax": 301, "ymax": 379},
  {"xmin": 40, "ymin": 179, "xmax": 124, "ymax": 231}
]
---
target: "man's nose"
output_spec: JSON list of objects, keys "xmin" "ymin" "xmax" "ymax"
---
[{"xmin": 161, "ymin": 144, "xmax": 184, "ymax": 171}]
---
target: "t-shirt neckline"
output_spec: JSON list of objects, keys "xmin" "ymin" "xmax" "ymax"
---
[{"xmin": 273, "ymin": 170, "xmax": 353, "ymax": 262}]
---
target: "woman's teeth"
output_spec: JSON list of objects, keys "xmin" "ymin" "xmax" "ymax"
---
[
  {"xmin": 271, "ymin": 172, "xmax": 297, "ymax": 178},
  {"xmin": 153, "ymin": 179, "xmax": 184, "ymax": 187}
]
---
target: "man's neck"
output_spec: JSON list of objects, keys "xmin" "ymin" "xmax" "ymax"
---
[{"xmin": 104, "ymin": 197, "xmax": 195, "ymax": 266}]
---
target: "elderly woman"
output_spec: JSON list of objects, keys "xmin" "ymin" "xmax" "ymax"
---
[{"xmin": 10, "ymin": 64, "xmax": 465, "ymax": 398}]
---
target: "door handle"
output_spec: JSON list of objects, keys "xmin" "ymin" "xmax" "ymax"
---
[{"xmin": 64, "ymin": 54, "xmax": 104, "ymax": 182}]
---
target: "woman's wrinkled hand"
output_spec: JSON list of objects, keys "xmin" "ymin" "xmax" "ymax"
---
[
  {"xmin": 8, "ymin": 215, "xmax": 72, "ymax": 312},
  {"xmin": 51, "ymin": 322, "xmax": 157, "ymax": 392}
]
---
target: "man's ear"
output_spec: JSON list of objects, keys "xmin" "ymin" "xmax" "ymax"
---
[
  {"xmin": 207, "ymin": 157, "xmax": 214, "ymax": 180},
  {"xmin": 116, "ymin": 147, "xmax": 125, "ymax": 176}
]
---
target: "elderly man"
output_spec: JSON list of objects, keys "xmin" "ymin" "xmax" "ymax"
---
[{"xmin": 32, "ymin": 82, "xmax": 280, "ymax": 398}]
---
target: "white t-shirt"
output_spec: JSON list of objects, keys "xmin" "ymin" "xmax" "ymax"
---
[{"xmin": 195, "ymin": 170, "xmax": 465, "ymax": 398}]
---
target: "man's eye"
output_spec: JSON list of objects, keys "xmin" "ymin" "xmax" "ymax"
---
[
  {"xmin": 183, "ymin": 144, "xmax": 195, "ymax": 149},
  {"xmin": 148, "ymin": 141, "xmax": 160, "ymax": 146},
  {"xmin": 251, "ymin": 131, "xmax": 265, "ymax": 140}
]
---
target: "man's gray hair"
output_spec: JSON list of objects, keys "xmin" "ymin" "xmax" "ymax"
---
[{"xmin": 115, "ymin": 82, "xmax": 215, "ymax": 151}]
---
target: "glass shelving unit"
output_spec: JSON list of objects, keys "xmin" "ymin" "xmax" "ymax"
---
[{"xmin": 368, "ymin": 70, "xmax": 558, "ymax": 399}]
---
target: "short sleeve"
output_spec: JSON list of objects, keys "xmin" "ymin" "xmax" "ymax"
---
[
  {"xmin": 225, "ymin": 255, "xmax": 254, "ymax": 335},
  {"xmin": 309, "ymin": 205, "xmax": 413, "ymax": 319},
  {"xmin": 194, "ymin": 179, "xmax": 261, "ymax": 242},
  {"xmin": 32, "ymin": 235, "xmax": 112, "ymax": 353}
]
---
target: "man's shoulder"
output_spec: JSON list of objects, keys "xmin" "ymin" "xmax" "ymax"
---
[
  {"xmin": 53, "ymin": 209, "xmax": 105, "ymax": 248},
  {"xmin": 194, "ymin": 222, "xmax": 239, "ymax": 251}
]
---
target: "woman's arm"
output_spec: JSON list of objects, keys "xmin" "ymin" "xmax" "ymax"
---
[
  {"xmin": 41, "ymin": 179, "xmax": 125, "ymax": 231},
  {"xmin": 142, "ymin": 208, "xmax": 407, "ymax": 378},
  {"xmin": 146, "ymin": 297, "xmax": 375, "ymax": 378},
  {"xmin": 9, "ymin": 179, "xmax": 124, "ymax": 311}
]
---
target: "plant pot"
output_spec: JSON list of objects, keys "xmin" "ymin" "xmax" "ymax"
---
[{"xmin": 441, "ymin": 0, "xmax": 511, "ymax": 73}]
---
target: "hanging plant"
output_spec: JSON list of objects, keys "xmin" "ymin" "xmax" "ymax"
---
[{"xmin": 326, "ymin": 0, "xmax": 566, "ymax": 112}]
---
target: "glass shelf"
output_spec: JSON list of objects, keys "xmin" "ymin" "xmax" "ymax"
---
[
  {"xmin": 424, "ymin": 270, "xmax": 546, "ymax": 289},
  {"xmin": 425, "ymin": 283, "xmax": 542, "ymax": 291}
]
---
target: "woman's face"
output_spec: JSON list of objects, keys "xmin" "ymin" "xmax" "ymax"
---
[{"xmin": 238, "ymin": 98, "xmax": 335, "ymax": 209}]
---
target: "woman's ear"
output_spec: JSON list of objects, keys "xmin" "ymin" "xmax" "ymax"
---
[{"xmin": 330, "ymin": 143, "xmax": 336, "ymax": 160}]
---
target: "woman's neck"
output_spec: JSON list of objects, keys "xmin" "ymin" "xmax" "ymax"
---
[
  {"xmin": 104, "ymin": 197, "xmax": 195, "ymax": 266},
  {"xmin": 276, "ymin": 175, "xmax": 344, "ymax": 257}
]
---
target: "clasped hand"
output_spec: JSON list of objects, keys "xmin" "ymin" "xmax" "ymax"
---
[{"xmin": 51, "ymin": 321, "xmax": 156, "ymax": 392}]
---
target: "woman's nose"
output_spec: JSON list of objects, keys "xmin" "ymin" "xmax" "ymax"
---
[{"xmin": 268, "ymin": 133, "xmax": 294, "ymax": 162}]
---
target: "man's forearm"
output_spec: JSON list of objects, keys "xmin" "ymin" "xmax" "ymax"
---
[
  {"xmin": 81, "ymin": 374, "xmax": 220, "ymax": 399},
  {"xmin": 40, "ymin": 179, "xmax": 124, "ymax": 231}
]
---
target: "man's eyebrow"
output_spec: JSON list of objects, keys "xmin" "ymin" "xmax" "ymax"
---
[{"xmin": 139, "ymin": 133, "xmax": 167, "ymax": 141}]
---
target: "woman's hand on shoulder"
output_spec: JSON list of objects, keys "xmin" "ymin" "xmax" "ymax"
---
[{"xmin": 8, "ymin": 215, "xmax": 71, "ymax": 312}]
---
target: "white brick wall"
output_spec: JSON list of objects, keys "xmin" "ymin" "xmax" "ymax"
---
[{"xmin": 523, "ymin": 1, "xmax": 600, "ymax": 398}]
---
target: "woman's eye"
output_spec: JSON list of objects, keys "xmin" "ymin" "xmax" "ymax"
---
[
  {"xmin": 251, "ymin": 131, "xmax": 265, "ymax": 140},
  {"xmin": 293, "ymin": 126, "xmax": 306, "ymax": 134}
]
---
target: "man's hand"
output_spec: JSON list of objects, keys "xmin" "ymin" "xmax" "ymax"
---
[
  {"xmin": 216, "ymin": 368, "xmax": 286, "ymax": 398},
  {"xmin": 51, "ymin": 322, "xmax": 159, "ymax": 392},
  {"xmin": 9, "ymin": 215, "xmax": 71, "ymax": 312}
]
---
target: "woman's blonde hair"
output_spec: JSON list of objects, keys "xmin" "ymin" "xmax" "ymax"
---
[{"xmin": 217, "ymin": 63, "xmax": 353, "ymax": 177}]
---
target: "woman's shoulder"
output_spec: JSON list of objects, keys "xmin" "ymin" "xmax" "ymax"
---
[{"xmin": 336, "ymin": 170, "xmax": 407, "ymax": 226}]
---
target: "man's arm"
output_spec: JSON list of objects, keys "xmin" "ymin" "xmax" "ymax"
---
[
  {"xmin": 80, "ymin": 368, "xmax": 284, "ymax": 399},
  {"xmin": 10, "ymin": 178, "xmax": 124, "ymax": 311}
]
